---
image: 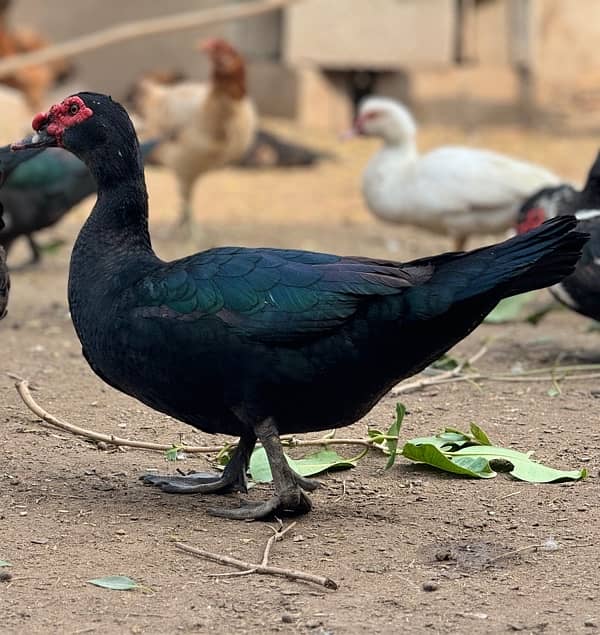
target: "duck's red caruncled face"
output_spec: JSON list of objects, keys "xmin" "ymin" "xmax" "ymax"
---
[
  {"xmin": 516, "ymin": 207, "xmax": 547, "ymax": 234},
  {"xmin": 32, "ymin": 96, "xmax": 93, "ymax": 146}
]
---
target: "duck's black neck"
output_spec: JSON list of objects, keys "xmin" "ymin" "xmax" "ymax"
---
[{"xmin": 82, "ymin": 139, "xmax": 153, "ymax": 254}]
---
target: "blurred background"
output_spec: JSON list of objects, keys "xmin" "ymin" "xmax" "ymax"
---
[
  {"xmin": 7, "ymin": 0, "xmax": 600, "ymax": 131},
  {"xmin": 1, "ymin": 0, "xmax": 600, "ymax": 263}
]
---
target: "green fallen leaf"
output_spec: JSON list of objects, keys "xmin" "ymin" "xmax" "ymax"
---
[
  {"xmin": 39, "ymin": 238, "xmax": 66, "ymax": 254},
  {"xmin": 485, "ymin": 292, "xmax": 537, "ymax": 324},
  {"xmin": 407, "ymin": 429, "xmax": 472, "ymax": 450},
  {"xmin": 401, "ymin": 423, "xmax": 586, "ymax": 483},
  {"xmin": 88, "ymin": 576, "xmax": 139, "ymax": 591},
  {"xmin": 525, "ymin": 301, "xmax": 559, "ymax": 325},
  {"xmin": 384, "ymin": 404, "xmax": 404, "ymax": 470},
  {"xmin": 469, "ymin": 422, "xmax": 491, "ymax": 445},
  {"xmin": 430, "ymin": 354, "xmax": 459, "ymax": 371},
  {"xmin": 454, "ymin": 446, "xmax": 587, "ymax": 483},
  {"xmin": 164, "ymin": 445, "xmax": 181, "ymax": 462},
  {"xmin": 249, "ymin": 447, "xmax": 357, "ymax": 483},
  {"xmin": 0, "ymin": 560, "xmax": 11, "ymax": 567}
]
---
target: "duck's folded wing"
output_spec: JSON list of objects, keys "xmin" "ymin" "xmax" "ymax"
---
[{"xmin": 130, "ymin": 247, "xmax": 432, "ymax": 344}]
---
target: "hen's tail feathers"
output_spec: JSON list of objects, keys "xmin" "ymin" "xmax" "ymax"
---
[{"xmin": 429, "ymin": 216, "xmax": 587, "ymax": 304}]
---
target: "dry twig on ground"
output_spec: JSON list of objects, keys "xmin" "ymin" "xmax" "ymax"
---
[
  {"xmin": 175, "ymin": 521, "xmax": 338, "ymax": 590},
  {"xmin": 392, "ymin": 344, "xmax": 489, "ymax": 395},
  {"xmin": 11, "ymin": 376, "xmax": 372, "ymax": 454}
]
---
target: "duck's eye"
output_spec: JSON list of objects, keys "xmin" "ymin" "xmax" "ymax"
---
[{"xmin": 69, "ymin": 103, "xmax": 79, "ymax": 116}]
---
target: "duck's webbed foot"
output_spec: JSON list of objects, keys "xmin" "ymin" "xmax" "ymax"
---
[
  {"xmin": 207, "ymin": 418, "xmax": 319, "ymax": 520},
  {"xmin": 208, "ymin": 480, "xmax": 313, "ymax": 520},
  {"xmin": 141, "ymin": 431, "xmax": 255, "ymax": 495},
  {"xmin": 142, "ymin": 470, "xmax": 241, "ymax": 493}
]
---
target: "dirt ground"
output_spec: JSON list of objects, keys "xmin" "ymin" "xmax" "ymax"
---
[{"xmin": 2, "ymin": 119, "xmax": 600, "ymax": 635}]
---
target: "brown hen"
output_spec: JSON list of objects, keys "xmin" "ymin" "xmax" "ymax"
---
[{"xmin": 134, "ymin": 39, "xmax": 256, "ymax": 234}]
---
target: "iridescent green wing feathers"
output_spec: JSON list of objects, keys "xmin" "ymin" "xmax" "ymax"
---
[{"xmin": 132, "ymin": 247, "xmax": 430, "ymax": 343}]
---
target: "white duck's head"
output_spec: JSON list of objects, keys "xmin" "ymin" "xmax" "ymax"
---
[{"xmin": 353, "ymin": 97, "xmax": 417, "ymax": 146}]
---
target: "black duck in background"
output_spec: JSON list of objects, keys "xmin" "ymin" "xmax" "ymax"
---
[
  {"xmin": 0, "ymin": 139, "xmax": 160, "ymax": 266},
  {"xmin": 0, "ymin": 151, "xmax": 40, "ymax": 318},
  {"xmin": 517, "ymin": 151, "xmax": 600, "ymax": 321},
  {"xmin": 12, "ymin": 92, "xmax": 588, "ymax": 520}
]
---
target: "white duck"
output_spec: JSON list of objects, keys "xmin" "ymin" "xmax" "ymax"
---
[{"xmin": 355, "ymin": 97, "xmax": 561, "ymax": 250}]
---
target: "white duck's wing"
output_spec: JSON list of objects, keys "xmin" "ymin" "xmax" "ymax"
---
[
  {"xmin": 403, "ymin": 147, "xmax": 561, "ymax": 236},
  {"xmin": 414, "ymin": 147, "xmax": 560, "ymax": 214}
]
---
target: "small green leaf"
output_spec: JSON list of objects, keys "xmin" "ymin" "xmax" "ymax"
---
[
  {"xmin": 215, "ymin": 443, "xmax": 235, "ymax": 466},
  {"xmin": 39, "ymin": 238, "xmax": 66, "ymax": 254},
  {"xmin": 384, "ymin": 404, "xmax": 404, "ymax": 469},
  {"xmin": 439, "ymin": 430, "xmax": 473, "ymax": 447},
  {"xmin": 0, "ymin": 560, "xmax": 11, "ymax": 567},
  {"xmin": 409, "ymin": 429, "xmax": 472, "ymax": 451},
  {"xmin": 88, "ymin": 576, "xmax": 139, "ymax": 591},
  {"xmin": 430, "ymin": 354, "xmax": 459, "ymax": 371},
  {"xmin": 249, "ymin": 447, "xmax": 356, "ymax": 483},
  {"xmin": 469, "ymin": 422, "xmax": 491, "ymax": 445},
  {"xmin": 164, "ymin": 446, "xmax": 181, "ymax": 462},
  {"xmin": 485, "ymin": 292, "xmax": 537, "ymax": 323},
  {"xmin": 451, "ymin": 455, "xmax": 495, "ymax": 475},
  {"xmin": 406, "ymin": 434, "xmax": 455, "ymax": 450},
  {"xmin": 547, "ymin": 387, "xmax": 560, "ymax": 397},
  {"xmin": 525, "ymin": 301, "xmax": 558, "ymax": 325}
]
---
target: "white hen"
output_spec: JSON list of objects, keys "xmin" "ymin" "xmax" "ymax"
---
[{"xmin": 355, "ymin": 97, "xmax": 561, "ymax": 250}]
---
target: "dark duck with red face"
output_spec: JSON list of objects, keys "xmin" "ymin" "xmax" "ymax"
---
[
  {"xmin": 517, "ymin": 152, "xmax": 600, "ymax": 321},
  {"xmin": 12, "ymin": 93, "xmax": 588, "ymax": 519},
  {"xmin": 0, "ymin": 138, "xmax": 159, "ymax": 266}
]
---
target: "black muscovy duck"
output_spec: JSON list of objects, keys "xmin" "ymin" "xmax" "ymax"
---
[
  {"xmin": 517, "ymin": 151, "xmax": 600, "ymax": 321},
  {"xmin": 12, "ymin": 93, "xmax": 587, "ymax": 520},
  {"xmin": 0, "ymin": 139, "xmax": 159, "ymax": 266},
  {"xmin": 0, "ymin": 149, "xmax": 41, "ymax": 318}
]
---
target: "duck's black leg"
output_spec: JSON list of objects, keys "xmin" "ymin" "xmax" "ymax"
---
[
  {"xmin": 208, "ymin": 417, "xmax": 316, "ymax": 520},
  {"xmin": 142, "ymin": 429, "xmax": 256, "ymax": 494}
]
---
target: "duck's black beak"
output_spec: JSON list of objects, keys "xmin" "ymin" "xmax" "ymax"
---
[{"xmin": 11, "ymin": 128, "xmax": 56, "ymax": 151}]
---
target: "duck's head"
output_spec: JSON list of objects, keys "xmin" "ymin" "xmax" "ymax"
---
[
  {"xmin": 11, "ymin": 92, "xmax": 136, "ymax": 161},
  {"xmin": 352, "ymin": 97, "xmax": 417, "ymax": 145}
]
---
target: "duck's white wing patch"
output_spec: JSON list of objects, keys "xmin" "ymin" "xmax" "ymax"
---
[{"xmin": 575, "ymin": 209, "xmax": 600, "ymax": 221}]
